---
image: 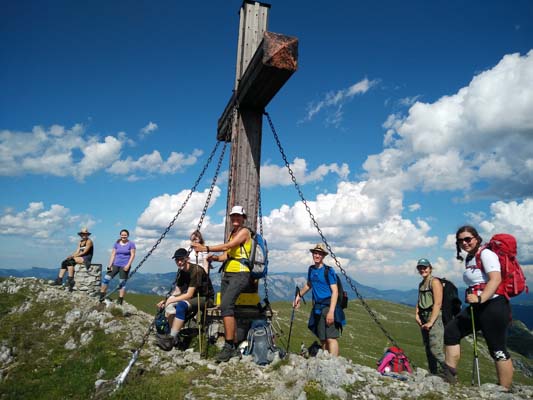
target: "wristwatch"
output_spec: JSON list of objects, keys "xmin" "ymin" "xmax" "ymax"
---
[{"xmin": 477, "ymin": 295, "xmax": 482, "ymax": 304}]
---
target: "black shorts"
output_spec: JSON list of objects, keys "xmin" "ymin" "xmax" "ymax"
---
[
  {"xmin": 444, "ymin": 296, "xmax": 511, "ymax": 360},
  {"xmin": 220, "ymin": 272, "xmax": 250, "ymax": 317}
]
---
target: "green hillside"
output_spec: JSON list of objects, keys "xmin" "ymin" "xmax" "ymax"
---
[
  {"xmin": 1, "ymin": 280, "xmax": 531, "ymax": 400},
  {"xmin": 125, "ymin": 292, "xmax": 533, "ymax": 387}
]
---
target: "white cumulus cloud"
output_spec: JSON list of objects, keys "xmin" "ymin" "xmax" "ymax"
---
[
  {"xmin": 364, "ymin": 50, "xmax": 533, "ymax": 199},
  {"xmin": 261, "ymin": 158, "xmax": 350, "ymax": 187},
  {"xmin": 140, "ymin": 121, "xmax": 158, "ymax": 138}
]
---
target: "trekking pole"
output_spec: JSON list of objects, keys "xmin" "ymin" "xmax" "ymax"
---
[
  {"xmin": 468, "ymin": 289, "xmax": 481, "ymax": 386},
  {"xmin": 287, "ymin": 286, "xmax": 305, "ymax": 353}
]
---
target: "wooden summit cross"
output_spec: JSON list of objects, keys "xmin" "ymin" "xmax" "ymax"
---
[{"xmin": 217, "ymin": 1, "xmax": 298, "ymax": 238}]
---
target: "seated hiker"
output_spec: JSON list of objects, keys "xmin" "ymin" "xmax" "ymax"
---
[
  {"xmin": 155, "ymin": 247, "xmax": 213, "ymax": 351},
  {"xmin": 293, "ymin": 243, "xmax": 346, "ymax": 356},
  {"xmin": 415, "ymin": 258, "xmax": 445, "ymax": 374},
  {"xmin": 52, "ymin": 227, "xmax": 94, "ymax": 292},
  {"xmin": 99, "ymin": 229, "xmax": 136, "ymax": 305}
]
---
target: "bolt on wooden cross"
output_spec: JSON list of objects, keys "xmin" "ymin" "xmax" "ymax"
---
[{"xmin": 217, "ymin": 0, "xmax": 298, "ymax": 239}]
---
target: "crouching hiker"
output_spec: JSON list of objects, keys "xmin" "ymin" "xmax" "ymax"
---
[
  {"xmin": 52, "ymin": 227, "xmax": 94, "ymax": 292},
  {"xmin": 293, "ymin": 243, "xmax": 346, "ymax": 356},
  {"xmin": 415, "ymin": 258, "xmax": 446, "ymax": 374},
  {"xmin": 155, "ymin": 248, "xmax": 213, "ymax": 351}
]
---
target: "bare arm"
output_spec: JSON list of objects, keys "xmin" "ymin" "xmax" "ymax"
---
[
  {"xmin": 108, "ymin": 248, "xmax": 116, "ymax": 268},
  {"xmin": 78, "ymin": 239, "xmax": 93, "ymax": 257},
  {"xmin": 294, "ymin": 281, "xmax": 311, "ymax": 308},
  {"xmin": 192, "ymin": 228, "xmax": 250, "ymax": 262}
]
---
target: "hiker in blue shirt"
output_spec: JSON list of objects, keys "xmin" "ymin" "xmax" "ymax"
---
[{"xmin": 293, "ymin": 243, "xmax": 346, "ymax": 356}]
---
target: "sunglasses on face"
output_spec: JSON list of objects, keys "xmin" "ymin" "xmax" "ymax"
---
[
  {"xmin": 417, "ymin": 265, "xmax": 429, "ymax": 271},
  {"xmin": 457, "ymin": 236, "xmax": 474, "ymax": 244}
]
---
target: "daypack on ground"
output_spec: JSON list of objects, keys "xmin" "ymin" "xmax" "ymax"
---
[
  {"xmin": 308, "ymin": 265, "xmax": 348, "ymax": 309},
  {"xmin": 438, "ymin": 277, "xmax": 462, "ymax": 325},
  {"xmin": 244, "ymin": 320, "xmax": 281, "ymax": 365},
  {"xmin": 155, "ymin": 309, "xmax": 170, "ymax": 335},
  {"xmin": 376, "ymin": 346, "xmax": 413, "ymax": 374},
  {"xmin": 475, "ymin": 233, "xmax": 528, "ymax": 299},
  {"xmin": 240, "ymin": 228, "xmax": 269, "ymax": 279}
]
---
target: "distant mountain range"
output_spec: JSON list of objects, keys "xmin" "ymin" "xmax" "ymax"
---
[{"xmin": 1, "ymin": 266, "xmax": 531, "ymax": 328}]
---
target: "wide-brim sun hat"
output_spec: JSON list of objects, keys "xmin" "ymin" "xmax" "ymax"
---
[
  {"xmin": 230, "ymin": 205, "xmax": 246, "ymax": 217},
  {"xmin": 309, "ymin": 243, "xmax": 328, "ymax": 255},
  {"xmin": 78, "ymin": 227, "xmax": 91, "ymax": 236}
]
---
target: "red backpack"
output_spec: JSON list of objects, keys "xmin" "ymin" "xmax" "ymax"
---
[
  {"xmin": 475, "ymin": 233, "xmax": 528, "ymax": 299},
  {"xmin": 376, "ymin": 346, "xmax": 413, "ymax": 374}
]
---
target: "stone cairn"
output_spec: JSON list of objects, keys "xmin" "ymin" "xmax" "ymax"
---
[{"xmin": 74, "ymin": 263, "xmax": 102, "ymax": 295}]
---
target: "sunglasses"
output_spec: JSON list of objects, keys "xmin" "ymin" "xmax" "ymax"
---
[
  {"xmin": 417, "ymin": 265, "xmax": 429, "ymax": 270},
  {"xmin": 457, "ymin": 236, "xmax": 474, "ymax": 244}
]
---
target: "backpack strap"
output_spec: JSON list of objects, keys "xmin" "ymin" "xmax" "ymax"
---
[{"xmin": 474, "ymin": 245, "xmax": 488, "ymax": 271}]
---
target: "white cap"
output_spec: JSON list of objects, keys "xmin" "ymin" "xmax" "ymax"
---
[{"xmin": 230, "ymin": 205, "xmax": 246, "ymax": 216}]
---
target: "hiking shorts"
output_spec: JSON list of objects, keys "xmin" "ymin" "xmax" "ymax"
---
[
  {"xmin": 316, "ymin": 307, "xmax": 341, "ymax": 341},
  {"xmin": 444, "ymin": 296, "xmax": 511, "ymax": 361},
  {"xmin": 220, "ymin": 272, "xmax": 250, "ymax": 317}
]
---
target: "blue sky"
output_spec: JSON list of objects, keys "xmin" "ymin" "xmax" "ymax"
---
[{"xmin": 1, "ymin": 0, "xmax": 532, "ymax": 290}]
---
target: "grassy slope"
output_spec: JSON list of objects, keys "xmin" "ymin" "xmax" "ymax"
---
[
  {"xmin": 1, "ymin": 283, "xmax": 530, "ymax": 400},
  {"xmin": 126, "ymin": 292, "xmax": 533, "ymax": 386}
]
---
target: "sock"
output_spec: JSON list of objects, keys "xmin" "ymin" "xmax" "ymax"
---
[{"xmin": 170, "ymin": 330, "xmax": 179, "ymax": 338}]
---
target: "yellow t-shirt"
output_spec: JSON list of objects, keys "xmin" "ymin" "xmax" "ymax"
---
[{"xmin": 225, "ymin": 231, "xmax": 252, "ymax": 273}]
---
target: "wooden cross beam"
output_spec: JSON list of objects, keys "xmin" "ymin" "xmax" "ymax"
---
[{"xmin": 218, "ymin": 1, "xmax": 298, "ymax": 237}]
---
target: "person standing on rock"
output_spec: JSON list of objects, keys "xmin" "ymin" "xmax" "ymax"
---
[
  {"xmin": 443, "ymin": 225, "xmax": 513, "ymax": 389},
  {"xmin": 191, "ymin": 205, "xmax": 252, "ymax": 363},
  {"xmin": 99, "ymin": 229, "xmax": 136, "ymax": 305},
  {"xmin": 293, "ymin": 243, "xmax": 345, "ymax": 356},
  {"xmin": 155, "ymin": 247, "xmax": 214, "ymax": 351},
  {"xmin": 52, "ymin": 227, "xmax": 94, "ymax": 292},
  {"xmin": 415, "ymin": 258, "xmax": 446, "ymax": 374}
]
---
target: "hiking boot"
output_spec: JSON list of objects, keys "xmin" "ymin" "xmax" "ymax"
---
[
  {"xmin": 51, "ymin": 277, "xmax": 63, "ymax": 286},
  {"xmin": 67, "ymin": 277, "xmax": 75, "ymax": 292},
  {"xmin": 98, "ymin": 292, "xmax": 106, "ymax": 303},
  {"xmin": 215, "ymin": 343, "xmax": 240, "ymax": 363},
  {"xmin": 155, "ymin": 334, "xmax": 177, "ymax": 352},
  {"xmin": 117, "ymin": 297, "xmax": 124, "ymax": 305},
  {"xmin": 438, "ymin": 365, "xmax": 458, "ymax": 384}
]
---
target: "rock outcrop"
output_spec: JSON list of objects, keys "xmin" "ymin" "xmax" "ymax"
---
[{"xmin": 1, "ymin": 277, "xmax": 531, "ymax": 399}]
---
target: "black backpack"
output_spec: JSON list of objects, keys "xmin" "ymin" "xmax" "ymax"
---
[
  {"xmin": 308, "ymin": 265, "xmax": 348, "ymax": 309},
  {"xmin": 438, "ymin": 277, "xmax": 462, "ymax": 325}
]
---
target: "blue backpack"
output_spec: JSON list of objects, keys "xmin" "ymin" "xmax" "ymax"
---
[
  {"xmin": 241, "ymin": 229, "xmax": 269, "ymax": 279},
  {"xmin": 244, "ymin": 320, "xmax": 280, "ymax": 365}
]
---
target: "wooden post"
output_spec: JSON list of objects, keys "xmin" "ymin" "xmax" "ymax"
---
[{"xmin": 218, "ymin": 1, "xmax": 298, "ymax": 239}]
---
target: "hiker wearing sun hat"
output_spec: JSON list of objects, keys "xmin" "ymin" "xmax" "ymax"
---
[
  {"xmin": 293, "ymin": 243, "xmax": 346, "ymax": 356},
  {"xmin": 51, "ymin": 227, "xmax": 94, "ymax": 292}
]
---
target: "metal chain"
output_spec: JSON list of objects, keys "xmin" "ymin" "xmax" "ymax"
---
[
  {"xmin": 257, "ymin": 187, "xmax": 270, "ymax": 304},
  {"xmin": 195, "ymin": 141, "xmax": 228, "ymax": 232},
  {"xmin": 264, "ymin": 111, "xmax": 405, "ymax": 352},
  {"xmin": 114, "ymin": 273, "xmax": 180, "ymax": 391},
  {"xmin": 105, "ymin": 140, "xmax": 223, "ymax": 300}
]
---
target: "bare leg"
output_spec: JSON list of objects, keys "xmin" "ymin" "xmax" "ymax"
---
[
  {"xmin": 223, "ymin": 316, "xmax": 236, "ymax": 343},
  {"xmin": 495, "ymin": 359, "xmax": 513, "ymax": 389},
  {"xmin": 445, "ymin": 344, "xmax": 461, "ymax": 368},
  {"xmin": 326, "ymin": 338, "xmax": 339, "ymax": 356}
]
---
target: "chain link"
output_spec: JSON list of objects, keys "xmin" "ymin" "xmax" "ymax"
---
[
  {"xmin": 257, "ymin": 187, "xmax": 270, "ymax": 304},
  {"xmin": 264, "ymin": 111, "xmax": 407, "ymax": 353},
  {"xmin": 105, "ymin": 140, "xmax": 224, "ymax": 300}
]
